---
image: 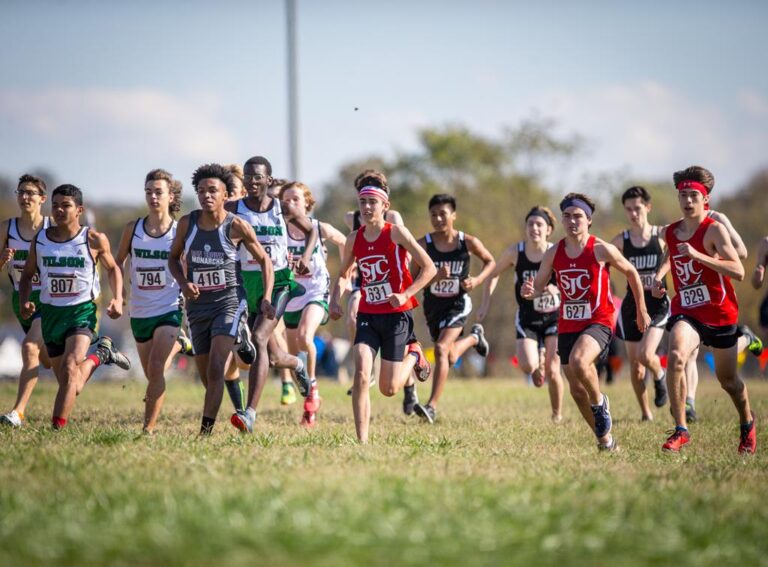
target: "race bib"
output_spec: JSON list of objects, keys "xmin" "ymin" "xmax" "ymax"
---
[
  {"xmin": 247, "ymin": 242, "xmax": 277, "ymax": 265},
  {"xmin": 562, "ymin": 301, "xmax": 592, "ymax": 321},
  {"xmin": 639, "ymin": 272, "xmax": 655, "ymax": 290},
  {"xmin": 533, "ymin": 292, "xmax": 560, "ymax": 313},
  {"xmin": 364, "ymin": 281, "xmax": 393, "ymax": 304},
  {"xmin": 49, "ymin": 273, "xmax": 80, "ymax": 298},
  {"xmin": 430, "ymin": 278, "xmax": 460, "ymax": 298},
  {"xmin": 137, "ymin": 267, "xmax": 166, "ymax": 290},
  {"xmin": 194, "ymin": 268, "xmax": 226, "ymax": 291},
  {"xmin": 12, "ymin": 265, "xmax": 41, "ymax": 289},
  {"xmin": 679, "ymin": 283, "xmax": 710, "ymax": 308}
]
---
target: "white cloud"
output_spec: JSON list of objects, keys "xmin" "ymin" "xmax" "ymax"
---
[{"xmin": 0, "ymin": 87, "xmax": 238, "ymax": 162}]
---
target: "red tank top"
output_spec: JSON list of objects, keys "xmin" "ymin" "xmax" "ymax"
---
[
  {"xmin": 353, "ymin": 223, "xmax": 418, "ymax": 314},
  {"xmin": 553, "ymin": 235, "xmax": 615, "ymax": 333},
  {"xmin": 666, "ymin": 216, "xmax": 738, "ymax": 325}
]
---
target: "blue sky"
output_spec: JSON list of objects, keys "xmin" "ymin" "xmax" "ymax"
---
[{"xmin": 1, "ymin": 0, "xmax": 767, "ymax": 205}]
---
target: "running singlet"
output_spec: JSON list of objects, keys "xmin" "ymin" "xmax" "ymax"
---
[
  {"xmin": 666, "ymin": 216, "xmax": 738, "ymax": 325},
  {"xmin": 183, "ymin": 210, "xmax": 241, "ymax": 306},
  {"xmin": 423, "ymin": 232, "xmax": 470, "ymax": 304},
  {"xmin": 287, "ymin": 219, "xmax": 330, "ymax": 304},
  {"xmin": 353, "ymin": 223, "xmax": 418, "ymax": 314},
  {"xmin": 7, "ymin": 216, "xmax": 51, "ymax": 291},
  {"xmin": 236, "ymin": 198, "xmax": 289, "ymax": 272},
  {"xmin": 621, "ymin": 227, "xmax": 668, "ymax": 310},
  {"xmin": 129, "ymin": 217, "xmax": 181, "ymax": 318},
  {"xmin": 514, "ymin": 241, "xmax": 559, "ymax": 325},
  {"xmin": 552, "ymin": 236, "xmax": 614, "ymax": 333},
  {"xmin": 36, "ymin": 226, "xmax": 100, "ymax": 306}
]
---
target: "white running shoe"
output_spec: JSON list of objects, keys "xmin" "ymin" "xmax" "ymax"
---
[{"xmin": 0, "ymin": 410, "xmax": 23, "ymax": 428}]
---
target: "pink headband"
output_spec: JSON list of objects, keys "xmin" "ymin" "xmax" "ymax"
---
[{"xmin": 358, "ymin": 185, "xmax": 389, "ymax": 203}]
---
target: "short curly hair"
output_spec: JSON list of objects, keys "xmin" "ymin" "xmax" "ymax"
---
[
  {"xmin": 354, "ymin": 169, "xmax": 389, "ymax": 194},
  {"xmin": 191, "ymin": 163, "xmax": 235, "ymax": 195},
  {"xmin": 18, "ymin": 174, "xmax": 47, "ymax": 195},
  {"xmin": 145, "ymin": 168, "xmax": 182, "ymax": 216}
]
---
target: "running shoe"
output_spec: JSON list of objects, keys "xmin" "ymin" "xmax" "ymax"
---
[
  {"xmin": 408, "ymin": 342, "xmax": 431, "ymax": 381},
  {"xmin": 177, "ymin": 329, "xmax": 193, "ymax": 356},
  {"xmin": 551, "ymin": 414, "xmax": 563, "ymax": 425},
  {"xmin": 230, "ymin": 410, "xmax": 254, "ymax": 433},
  {"xmin": 591, "ymin": 394, "xmax": 612, "ymax": 439},
  {"xmin": 597, "ymin": 436, "xmax": 619, "ymax": 452},
  {"xmin": 470, "ymin": 324, "xmax": 489, "ymax": 357},
  {"xmin": 281, "ymin": 381, "xmax": 297, "ymax": 405},
  {"xmin": 653, "ymin": 371, "xmax": 668, "ymax": 407},
  {"xmin": 301, "ymin": 384, "xmax": 321, "ymax": 427},
  {"xmin": 662, "ymin": 428, "xmax": 691, "ymax": 452},
  {"xmin": 738, "ymin": 413, "xmax": 757, "ymax": 454},
  {"xmin": 96, "ymin": 336, "xmax": 131, "ymax": 370},
  {"xmin": 0, "ymin": 410, "xmax": 23, "ymax": 427},
  {"xmin": 235, "ymin": 322, "xmax": 256, "ymax": 365},
  {"xmin": 414, "ymin": 403, "xmax": 436, "ymax": 424},
  {"xmin": 685, "ymin": 402, "xmax": 697, "ymax": 423},
  {"xmin": 403, "ymin": 386, "xmax": 418, "ymax": 416},
  {"xmin": 739, "ymin": 325, "xmax": 764, "ymax": 356},
  {"xmin": 294, "ymin": 352, "xmax": 310, "ymax": 397}
]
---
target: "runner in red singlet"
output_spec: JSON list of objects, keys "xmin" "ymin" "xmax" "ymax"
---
[
  {"xmin": 522, "ymin": 193, "xmax": 649, "ymax": 451},
  {"xmin": 652, "ymin": 165, "xmax": 756, "ymax": 454},
  {"xmin": 330, "ymin": 182, "xmax": 436, "ymax": 443}
]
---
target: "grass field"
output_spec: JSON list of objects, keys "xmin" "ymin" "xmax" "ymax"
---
[{"xmin": 1, "ymin": 375, "xmax": 766, "ymax": 567}]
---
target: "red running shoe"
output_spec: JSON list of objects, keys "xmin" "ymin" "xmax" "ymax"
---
[
  {"xmin": 408, "ymin": 342, "xmax": 431, "ymax": 382},
  {"xmin": 738, "ymin": 414, "xmax": 756, "ymax": 454},
  {"xmin": 301, "ymin": 384, "xmax": 321, "ymax": 427},
  {"xmin": 662, "ymin": 428, "xmax": 690, "ymax": 452}
]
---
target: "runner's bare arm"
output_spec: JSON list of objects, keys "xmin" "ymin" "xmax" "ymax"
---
[
  {"xmin": 709, "ymin": 210, "xmax": 747, "ymax": 259},
  {"xmin": 597, "ymin": 241, "xmax": 650, "ymax": 331},
  {"xmin": 343, "ymin": 211, "xmax": 355, "ymax": 231},
  {"xmin": 89, "ymin": 230, "xmax": 123, "ymax": 319},
  {"xmin": 609, "ymin": 232, "xmax": 624, "ymax": 254},
  {"xmin": 168, "ymin": 215, "xmax": 198, "ymax": 301},
  {"xmin": 18, "ymin": 242, "xmax": 37, "ymax": 319},
  {"xmin": 391, "ymin": 225, "xmax": 437, "ymax": 306},
  {"xmin": 0, "ymin": 219, "xmax": 12, "ymax": 269},
  {"xmin": 692, "ymin": 223, "xmax": 745, "ymax": 281},
  {"xmin": 114, "ymin": 220, "xmax": 136, "ymax": 298},
  {"xmin": 329, "ymin": 232, "xmax": 358, "ymax": 319},
  {"xmin": 232, "ymin": 217, "xmax": 275, "ymax": 317},
  {"xmin": 320, "ymin": 221, "xmax": 347, "ymax": 260},
  {"xmin": 386, "ymin": 210, "xmax": 404, "ymax": 225},
  {"xmin": 410, "ymin": 236, "xmax": 428, "ymax": 282},
  {"xmin": 751, "ymin": 237, "xmax": 768, "ymax": 289},
  {"xmin": 521, "ymin": 246, "xmax": 555, "ymax": 299},
  {"xmin": 463, "ymin": 235, "xmax": 495, "ymax": 291},
  {"xmin": 477, "ymin": 243, "xmax": 518, "ymax": 321},
  {"xmin": 651, "ymin": 246, "xmax": 670, "ymax": 298}
]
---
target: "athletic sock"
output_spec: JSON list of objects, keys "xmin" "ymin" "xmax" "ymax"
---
[
  {"xmin": 686, "ymin": 396, "xmax": 696, "ymax": 410},
  {"xmin": 52, "ymin": 416, "xmax": 67, "ymax": 429},
  {"xmin": 675, "ymin": 425, "xmax": 689, "ymax": 433},
  {"xmin": 592, "ymin": 394, "xmax": 605, "ymax": 410},
  {"xmin": 741, "ymin": 420, "xmax": 754, "ymax": 433},
  {"xmin": 245, "ymin": 407, "xmax": 256, "ymax": 421},
  {"xmin": 655, "ymin": 369, "xmax": 666, "ymax": 382},
  {"xmin": 200, "ymin": 416, "xmax": 215, "ymax": 435},
  {"xmin": 225, "ymin": 379, "xmax": 245, "ymax": 413},
  {"xmin": 86, "ymin": 354, "xmax": 102, "ymax": 368},
  {"xmin": 295, "ymin": 357, "xmax": 305, "ymax": 373}
]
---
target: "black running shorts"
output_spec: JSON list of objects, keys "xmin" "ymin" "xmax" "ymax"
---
[
  {"xmin": 760, "ymin": 295, "xmax": 768, "ymax": 329},
  {"xmin": 666, "ymin": 314, "xmax": 738, "ymax": 349},
  {"xmin": 424, "ymin": 295, "xmax": 471, "ymax": 342},
  {"xmin": 616, "ymin": 295, "xmax": 669, "ymax": 342},
  {"xmin": 558, "ymin": 323, "xmax": 613, "ymax": 364},
  {"xmin": 355, "ymin": 311, "xmax": 415, "ymax": 362}
]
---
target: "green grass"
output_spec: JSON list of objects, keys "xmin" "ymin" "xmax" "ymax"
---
[{"xmin": 1, "ymin": 376, "xmax": 767, "ymax": 566}]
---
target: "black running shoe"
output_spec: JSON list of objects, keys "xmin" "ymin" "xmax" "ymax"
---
[
  {"xmin": 414, "ymin": 403, "xmax": 436, "ymax": 424},
  {"xmin": 591, "ymin": 394, "xmax": 612, "ymax": 439},
  {"xmin": 236, "ymin": 322, "xmax": 256, "ymax": 365},
  {"xmin": 653, "ymin": 371, "xmax": 668, "ymax": 407},
  {"xmin": 685, "ymin": 402, "xmax": 697, "ymax": 423},
  {"xmin": 470, "ymin": 324, "xmax": 489, "ymax": 357},
  {"xmin": 402, "ymin": 386, "xmax": 418, "ymax": 416}
]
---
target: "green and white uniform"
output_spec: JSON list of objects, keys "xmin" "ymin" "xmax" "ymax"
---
[
  {"xmin": 128, "ymin": 218, "xmax": 182, "ymax": 342},
  {"xmin": 235, "ymin": 198, "xmax": 303, "ymax": 318},
  {"xmin": 284, "ymin": 219, "xmax": 330, "ymax": 329},
  {"xmin": 7, "ymin": 216, "xmax": 51, "ymax": 331},
  {"xmin": 35, "ymin": 226, "xmax": 100, "ymax": 355}
]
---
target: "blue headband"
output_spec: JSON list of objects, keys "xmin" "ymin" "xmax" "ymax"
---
[{"xmin": 560, "ymin": 198, "xmax": 593, "ymax": 219}]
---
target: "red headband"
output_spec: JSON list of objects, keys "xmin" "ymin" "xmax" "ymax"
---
[{"xmin": 676, "ymin": 180, "xmax": 709, "ymax": 209}]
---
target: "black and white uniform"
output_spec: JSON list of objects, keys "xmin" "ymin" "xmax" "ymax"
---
[
  {"xmin": 422, "ymin": 232, "xmax": 472, "ymax": 342},
  {"xmin": 182, "ymin": 210, "xmax": 247, "ymax": 355},
  {"xmin": 514, "ymin": 242, "xmax": 559, "ymax": 345},
  {"xmin": 615, "ymin": 227, "xmax": 670, "ymax": 342}
]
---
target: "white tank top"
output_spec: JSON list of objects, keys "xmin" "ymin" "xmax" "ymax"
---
[
  {"xmin": 129, "ymin": 217, "xmax": 180, "ymax": 318},
  {"xmin": 286, "ymin": 219, "xmax": 330, "ymax": 309},
  {"xmin": 7, "ymin": 216, "xmax": 51, "ymax": 292},
  {"xmin": 36, "ymin": 226, "xmax": 100, "ymax": 306},
  {"xmin": 235, "ymin": 198, "xmax": 289, "ymax": 271}
]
